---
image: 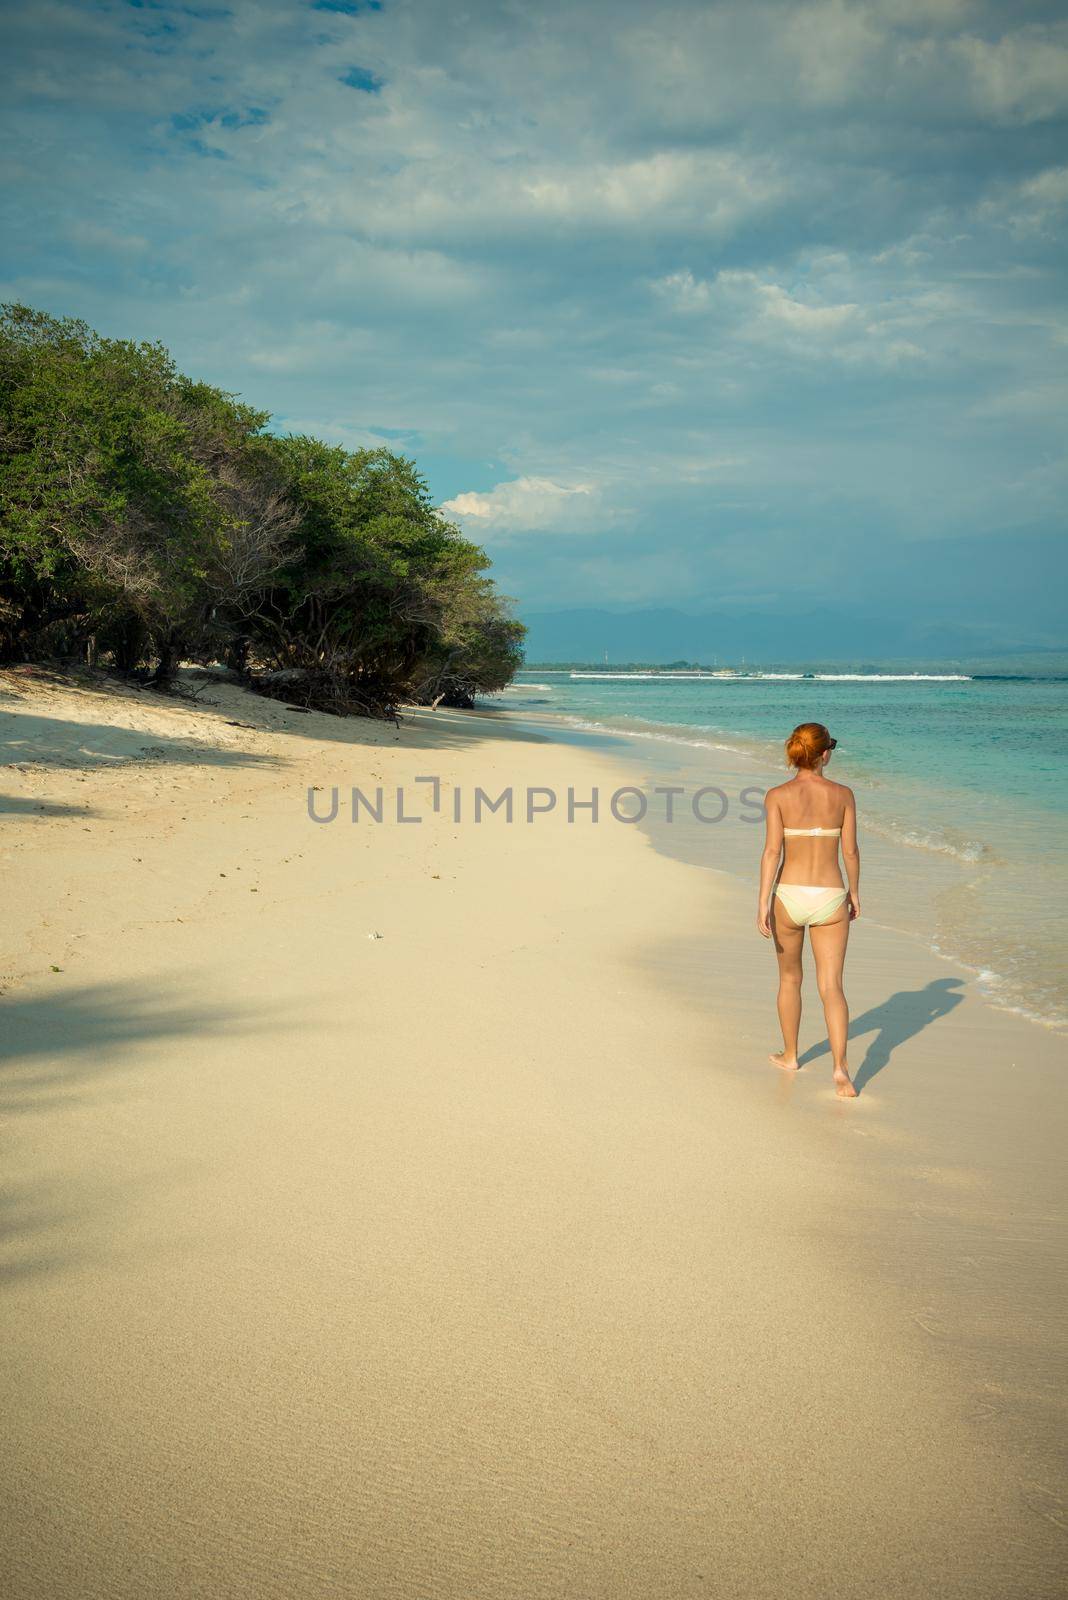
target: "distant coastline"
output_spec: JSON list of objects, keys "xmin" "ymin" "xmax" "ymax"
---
[{"xmin": 521, "ymin": 650, "xmax": 1068, "ymax": 679}]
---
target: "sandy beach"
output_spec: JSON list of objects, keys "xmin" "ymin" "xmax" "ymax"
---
[{"xmin": 1, "ymin": 666, "xmax": 1064, "ymax": 1599}]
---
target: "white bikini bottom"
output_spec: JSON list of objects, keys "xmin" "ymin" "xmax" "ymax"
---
[{"xmin": 774, "ymin": 883, "xmax": 848, "ymax": 927}]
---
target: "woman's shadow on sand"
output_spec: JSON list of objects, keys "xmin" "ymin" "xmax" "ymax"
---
[{"xmin": 798, "ymin": 978, "xmax": 965, "ymax": 1093}]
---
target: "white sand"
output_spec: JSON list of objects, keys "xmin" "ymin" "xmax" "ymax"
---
[{"xmin": 1, "ymin": 666, "xmax": 1064, "ymax": 1598}]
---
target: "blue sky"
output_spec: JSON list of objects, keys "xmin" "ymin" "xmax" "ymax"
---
[{"xmin": 2, "ymin": 0, "xmax": 1066, "ymax": 646}]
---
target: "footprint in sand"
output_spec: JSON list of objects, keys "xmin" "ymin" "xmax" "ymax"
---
[
  {"xmin": 966, "ymin": 1399, "xmax": 1001, "ymax": 1423},
  {"xmin": 912, "ymin": 1308, "xmax": 950, "ymax": 1338}
]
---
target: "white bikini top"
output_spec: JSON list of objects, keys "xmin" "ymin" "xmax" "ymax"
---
[{"xmin": 783, "ymin": 826, "xmax": 841, "ymax": 837}]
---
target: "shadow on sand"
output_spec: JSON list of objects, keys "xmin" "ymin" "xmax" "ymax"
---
[
  {"xmin": 0, "ymin": 712, "xmax": 281, "ymax": 771},
  {"xmin": 0, "ymin": 979, "xmax": 280, "ymax": 1285},
  {"xmin": 0, "ymin": 669, "xmax": 557, "ymax": 766},
  {"xmin": 0, "ymin": 794, "xmax": 97, "ymax": 817},
  {"xmin": 798, "ymin": 977, "xmax": 966, "ymax": 1093}
]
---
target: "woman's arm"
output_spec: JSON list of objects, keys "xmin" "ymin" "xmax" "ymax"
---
[
  {"xmin": 757, "ymin": 791, "xmax": 783, "ymax": 938},
  {"xmin": 841, "ymin": 787, "xmax": 861, "ymax": 918}
]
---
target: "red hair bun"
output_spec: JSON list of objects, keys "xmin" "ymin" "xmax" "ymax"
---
[{"xmin": 785, "ymin": 722, "xmax": 833, "ymax": 770}]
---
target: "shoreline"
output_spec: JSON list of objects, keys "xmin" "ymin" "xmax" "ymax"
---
[{"xmin": 2, "ymin": 668, "xmax": 1065, "ymax": 1598}]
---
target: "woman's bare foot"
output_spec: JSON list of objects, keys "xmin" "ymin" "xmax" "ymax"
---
[
  {"xmin": 833, "ymin": 1066, "xmax": 858, "ymax": 1098},
  {"xmin": 769, "ymin": 1051, "xmax": 801, "ymax": 1071}
]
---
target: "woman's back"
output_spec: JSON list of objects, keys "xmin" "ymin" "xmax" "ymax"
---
[{"xmin": 770, "ymin": 772, "xmax": 850, "ymax": 887}]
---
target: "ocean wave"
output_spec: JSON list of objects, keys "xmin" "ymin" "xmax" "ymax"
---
[
  {"xmin": 925, "ymin": 947, "xmax": 1068, "ymax": 1032},
  {"xmin": 560, "ymin": 714, "xmax": 760, "ymax": 758},
  {"xmin": 569, "ymin": 672, "xmax": 722, "ymax": 680},
  {"xmin": 862, "ymin": 815, "xmax": 991, "ymax": 864}
]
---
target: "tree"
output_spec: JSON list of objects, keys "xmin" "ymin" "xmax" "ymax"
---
[{"xmin": 0, "ymin": 303, "xmax": 525, "ymax": 715}]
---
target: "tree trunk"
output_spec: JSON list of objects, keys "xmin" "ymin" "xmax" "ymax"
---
[
  {"xmin": 225, "ymin": 637, "xmax": 251, "ymax": 678},
  {"xmin": 151, "ymin": 631, "xmax": 181, "ymax": 689},
  {"xmin": 113, "ymin": 616, "xmax": 148, "ymax": 675}
]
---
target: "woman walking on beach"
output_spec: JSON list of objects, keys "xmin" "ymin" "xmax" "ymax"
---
[{"xmin": 757, "ymin": 723, "xmax": 860, "ymax": 1098}]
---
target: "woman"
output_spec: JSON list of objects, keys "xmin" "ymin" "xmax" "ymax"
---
[{"xmin": 757, "ymin": 722, "xmax": 860, "ymax": 1098}]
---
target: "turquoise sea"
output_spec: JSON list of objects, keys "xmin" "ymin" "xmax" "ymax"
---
[{"xmin": 494, "ymin": 663, "xmax": 1068, "ymax": 1032}]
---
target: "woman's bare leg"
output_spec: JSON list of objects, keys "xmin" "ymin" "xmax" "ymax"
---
[
  {"xmin": 809, "ymin": 910, "xmax": 856, "ymax": 1096},
  {"xmin": 770, "ymin": 902, "xmax": 804, "ymax": 1069}
]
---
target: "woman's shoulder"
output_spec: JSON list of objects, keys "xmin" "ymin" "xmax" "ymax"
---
[
  {"xmin": 762, "ymin": 780, "xmax": 790, "ymax": 804},
  {"xmin": 828, "ymin": 778, "xmax": 856, "ymax": 804}
]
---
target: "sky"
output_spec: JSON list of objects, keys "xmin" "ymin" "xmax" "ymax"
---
[{"xmin": 2, "ymin": 0, "xmax": 1067, "ymax": 648}]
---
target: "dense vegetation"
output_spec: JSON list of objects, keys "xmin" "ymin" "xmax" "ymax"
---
[{"xmin": 0, "ymin": 304, "xmax": 524, "ymax": 714}]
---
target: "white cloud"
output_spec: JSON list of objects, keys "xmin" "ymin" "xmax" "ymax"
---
[
  {"xmin": 1020, "ymin": 166, "xmax": 1068, "ymax": 211},
  {"xmin": 654, "ymin": 267, "xmax": 863, "ymax": 332},
  {"xmin": 955, "ymin": 26, "xmax": 1068, "ymax": 123},
  {"xmin": 744, "ymin": 278, "xmax": 861, "ymax": 335},
  {"xmin": 302, "ymin": 146, "xmax": 782, "ymax": 249},
  {"xmin": 652, "ymin": 266, "xmax": 924, "ymax": 365},
  {"xmin": 782, "ymin": 2, "xmax": 882, "ymax": 108},
  {"xmin": 513, "ymin": 149, "xmax": 781, "ymax": 233},
  {"xmin": 651, "ymin": 270, "xmax": 713, "ymax": 313},
  {"xmin": 441, "ymin": 477, "xmax": 609, "ymax": 536},
  {"xmin": 979, "ymin": 165, "xmax": 1068, "ymax": 235}
]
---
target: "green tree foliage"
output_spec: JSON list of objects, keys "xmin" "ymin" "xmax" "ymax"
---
[{"xmin": 0, "ymin": 304, "xmax": 524, "ymax": 712}]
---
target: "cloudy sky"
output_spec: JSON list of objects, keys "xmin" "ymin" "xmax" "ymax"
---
[{"xmin": 2, "ymin": 0, "xmax": 1066, "ymax": 644}]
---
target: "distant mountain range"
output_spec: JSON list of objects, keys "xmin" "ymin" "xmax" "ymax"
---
[{"xmin": 518, "ymin": 608, "xmax": 1065, "ymax": 666}]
